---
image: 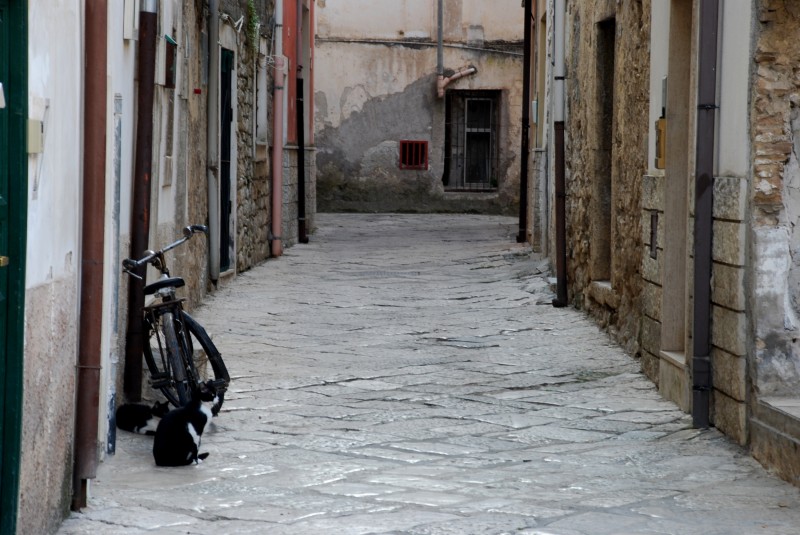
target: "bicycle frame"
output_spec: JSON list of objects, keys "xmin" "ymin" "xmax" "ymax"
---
[{"xmin": 123, "ymin": 225, "xmax": 223, "ymax": 408}]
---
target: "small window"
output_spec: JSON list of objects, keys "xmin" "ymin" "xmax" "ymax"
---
[{"xmin": 399, "ymin": 140, "xmax": 428, "ymax": 170}]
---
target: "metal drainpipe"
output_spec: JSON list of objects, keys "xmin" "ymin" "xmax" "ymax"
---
[
  {"xmin": 517, "ymin": 0, "xmax": 533, "ymax": 243},
  {"xmin": 296, "ymin": 0, "xmax": 308, "ymax": 243},
  {"xmin": 692, "ymin": 0, "xmax": 719, "ymax": 429},
  {"xmin": 271, "ymin": 1, "xmax": 285, "ymax": 257},
  {"xmin": 552, "ymin": 0, "xmax": 568, "ymax": 308},
  {"xmin": 123, "ymin": 0, "xmax": 158, "ymax": 402},
  {"xmin": 437, "ymin": 0, "xmax": 444, "ymax": 92},
  {"xmin": 208, "ymin": 0, "xmax": 221, "ymax": 279},
  {"xmin": 73, "ymin": 0, "xmax": 107, "ymax": 511}
]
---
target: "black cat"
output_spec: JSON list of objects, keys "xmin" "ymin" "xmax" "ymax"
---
[
  {"xmin": 152, "ymin": 381, "xmax": 218, "ymax": 466},
  {"xmin": 115, "ymin": 400, "xmax": 170, "ymax": 435}
]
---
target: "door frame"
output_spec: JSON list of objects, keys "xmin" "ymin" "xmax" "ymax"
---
[{"xmin": 0, "ymin": 0, "xmax": 28, "ymax": 532}]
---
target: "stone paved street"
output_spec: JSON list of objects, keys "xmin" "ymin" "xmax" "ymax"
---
[{"xmin": 59, "ymin": 214, "xmax": 800, "ymax": 534}]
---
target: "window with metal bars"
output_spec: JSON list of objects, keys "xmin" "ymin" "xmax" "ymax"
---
[
  {"xmin": 399, "ymin": 140, "xmax": 428, "ymax": 170},
  {"xmin": 443, "ymin": 90, "xmax": 500, "ymax": 191}
]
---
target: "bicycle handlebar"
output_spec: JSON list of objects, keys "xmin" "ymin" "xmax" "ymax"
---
[{"xmin": 122, "ymin": 225, "xmax": 208, "ymax": 273}]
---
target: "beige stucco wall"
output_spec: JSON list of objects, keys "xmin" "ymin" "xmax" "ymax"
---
[
  {"xmin": 316, "ymin": 0, "xmax": 522, "ymax": 42},
  {"xmin": 315, "ymin": 0, "xmax": 524, "ymax": 214}
]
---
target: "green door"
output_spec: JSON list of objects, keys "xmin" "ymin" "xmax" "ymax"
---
[{"xmin": 0, "ymin": 1, "xmax": 27, "ymax": 533}]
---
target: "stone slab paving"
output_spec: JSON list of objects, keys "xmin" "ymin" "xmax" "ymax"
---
[{"xmin": 59, "ymin": 214, "xmax": 800, "ymax": 534}]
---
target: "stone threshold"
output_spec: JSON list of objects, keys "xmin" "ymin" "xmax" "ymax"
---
[
  {"xmin": 754, "ymin": 397, "xmax": 800, "ymax": 440},
  {"xmin": 588, "ymin": 280, "xmax": 620, "ymax": 309},
  {"xmin": 750, "ymin": 397, "xmax": 800, "ymax": 485}
]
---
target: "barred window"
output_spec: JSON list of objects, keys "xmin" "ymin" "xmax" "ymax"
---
[{"xmin": 399, "ymin": 140, "xmax": 428, "ymax": 170}]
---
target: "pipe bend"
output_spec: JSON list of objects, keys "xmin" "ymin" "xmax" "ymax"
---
[{"xmin": 437, "ymin": 65, "xmax": 478, "ymax": 98}]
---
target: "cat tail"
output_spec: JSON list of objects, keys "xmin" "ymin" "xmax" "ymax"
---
[{"xmin": 198, "ymin": 452, "xmax": 210, "ymax": 461}]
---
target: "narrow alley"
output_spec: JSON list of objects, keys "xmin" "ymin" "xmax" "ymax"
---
[{"xmin": 59, "ymin": 214, "xmax": 800, "ymax": 535}]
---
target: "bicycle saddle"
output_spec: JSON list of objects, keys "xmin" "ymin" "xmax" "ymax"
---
[{"xmin": 143, "ymin": 277, "xmax": 186, "ymax": 295}]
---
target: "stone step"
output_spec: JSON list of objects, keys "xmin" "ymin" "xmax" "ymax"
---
[{"xmin": 750, "ymin": 397, "xmax": 800, "ymax": 484}]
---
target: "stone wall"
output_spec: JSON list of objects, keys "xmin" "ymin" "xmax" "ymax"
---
[
  {"xmin": 750, "ymin": 0, "xmax": 800, "ymax": 396},
  {"xmin": 563, "ymin": 0, "xmax": 650, "ymax": 355},
  {"xmin": 234, "ymin": 31, "xmax": 272, "ymax": 272},
  {"xmin": 749, "ymin": 0, "xmax": 800, "ymax": 482}
]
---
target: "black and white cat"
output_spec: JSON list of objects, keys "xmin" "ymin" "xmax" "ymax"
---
[
  {"xmin": 116, "ymin": 400, "xmax": 170, "ymax": 435},
  {"xmin": 152, "ymin": 381, "xmax": 218, "ymax": 466}
]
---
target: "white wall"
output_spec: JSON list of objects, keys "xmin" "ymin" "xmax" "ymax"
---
[
  {"xmin": 26, "ymin": 2, "xmax": 83, "ymax": 287},
  {"xmin": 20, "ymin": 3, "xmax": 84, "ymax": 531}
]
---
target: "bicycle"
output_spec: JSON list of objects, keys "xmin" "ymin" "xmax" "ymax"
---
[{"xmin": 123, "ymin": 225, "xmax": 230, "ymax": 414}]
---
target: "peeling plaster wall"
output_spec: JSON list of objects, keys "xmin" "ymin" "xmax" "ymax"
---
[
  {"xmin": 751, "ymin": 1, "xmax": 800, "ymax": 397},
  {"xmin": 314, "ymin": 0, "xmax": 524, "ymax": 214}
]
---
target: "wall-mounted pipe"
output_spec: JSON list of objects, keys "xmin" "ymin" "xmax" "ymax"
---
[
  {"xmin": 692, "ymin": 0, "xmax": 719, "ymax": 429},
  {"xmin": 208, "ymin": 0, "xmax": 221, "ymax": 280},
  {"xmin": 437, "ymin": 65, "xmax": 478, "ymax": 98},
  {"xmin": 73, "ymin": 0, "xmax": 107, "ymax": 511},
  {"xmin": 435, "ymin": 0, "xmax": 477, "ymax": 98},
  {"xmin": 123, "ymin": 0, "xmax": 158, "ymax": 401},
  {"xmin": 437, "ymin": 0, "xmax": 444, "ymax": 78},
  {"xmin": 552, "ymin": 0, "xmax": 568, "ymax": 307},
  {"xmin": 517, "ymin": 0, "xmax": 533, "ymax": 243},
  {"xmin": 271, "ymin": 1, "xmax": 285, "ymax": 257}
]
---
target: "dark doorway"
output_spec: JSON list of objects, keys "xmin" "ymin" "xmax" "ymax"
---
[
  {"xmin": 593, "ymin": 18, "xmax": 616, "ymax": 281},
  {"xmin": 220, "ymin": 48, "xmax": 234, "ymax": 272}
]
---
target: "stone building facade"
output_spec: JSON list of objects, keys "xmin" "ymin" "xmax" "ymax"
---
[
  {"xmin": 558, "ymin": 0, "xmax": 651, "ymax": 355},
  {"xmin": 543, "ymin": 0, "xmax": 800, "ymax": 485},
  {"xmin": 3, "ymin": 0, "xmax": 319, "ymax": 531}
]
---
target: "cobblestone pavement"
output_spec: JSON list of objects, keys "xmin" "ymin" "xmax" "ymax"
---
[{"xmin": 59, "ymin": 214, "xmax": 800, "ymax": 534}]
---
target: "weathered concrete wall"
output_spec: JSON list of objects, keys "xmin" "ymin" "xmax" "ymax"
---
[
  {"xmin": 563, "ymin": 0, "xmax": 650, "ymax": 354},
  {"xmin": 19, "ymin": 282, "xmax": 78, "ymax": 535},
  {"xmin": 314, "ymin": 0, "xmax": 524, "ymax": 214}
]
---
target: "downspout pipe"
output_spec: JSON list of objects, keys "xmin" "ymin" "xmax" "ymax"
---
[
  {"xmin": 517, "ymin": 0, "xmax": 533, "ymax": 243},
  {"xmin": 692, "ymin": 0, "xmax": 719, "ymax": 429},
  {"xmin": 271, "ymin": 1, "xmax": 285, "ymax": 257},
  {"xmin": 208, "ymin": 0, "xmax": 221, "ymax": 279},
  {"xmin": 123, "ymin": 0, "xmax": 158, "ymax": 402},
  {"xmin": 437, "ymin": 0, "xmax": 444, "ymax": 89},
  {"xmin": 552, "ymin": 0, "xmax": 568, "ymax": 307},
  {"xmin": 73, "ymin": 0, "xmax": 107, "ymax": 511},
  {"xmin": 296, "ymin": 0, "xmax": 309, "ymax": 243},
  {"xmin": 434, "ymin": 1, "xmax": 477, "ymax": 98}
]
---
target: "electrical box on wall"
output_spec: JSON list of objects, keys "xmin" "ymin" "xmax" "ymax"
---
[
  {"xmin": 27, "ymin": 119, "xmax": 43, "ymax": 154},
  {"xmin": 654, "ymin": 117, "xmax": 666, "ymax": 169},
  {"xmin": 655, "ymin": 75, "xmax": 667, "ymax": 170},
  {"xmin": 124, "ymin": 0, "xmax": 140, "ymax": 40}
]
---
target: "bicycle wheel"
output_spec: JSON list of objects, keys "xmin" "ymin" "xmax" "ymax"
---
[
  {"xmin": 142, "ymin": 311, "xmax": 192, "ymax": 408},
  {"xmin": 176, "ymin": 311, "xmax": 230, "ymax": 415}
]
